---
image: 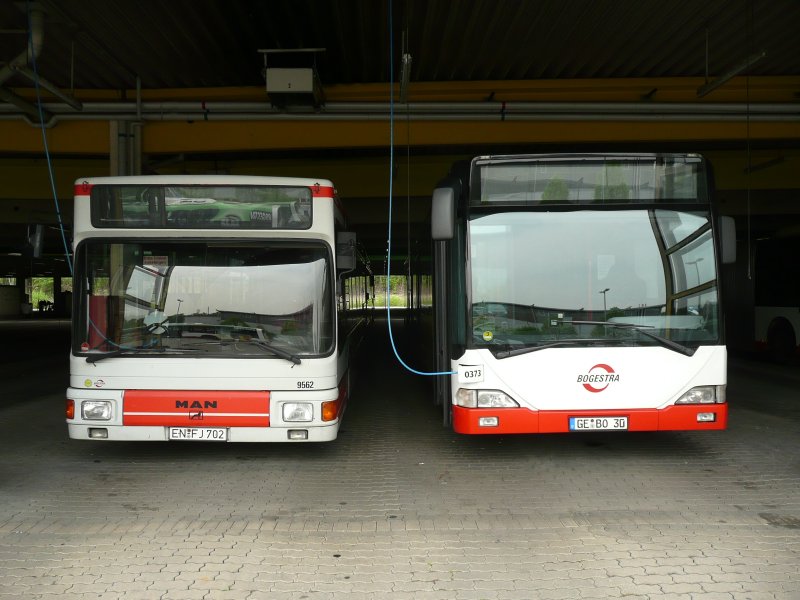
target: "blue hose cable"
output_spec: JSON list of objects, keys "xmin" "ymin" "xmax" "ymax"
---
[
  {"xmin": 385, "ymin": 0, "xmax": 455, "ymax": 377},
  {"xmin": 26, "ymin": 0, "xmax": 73, "ymax": 275}
]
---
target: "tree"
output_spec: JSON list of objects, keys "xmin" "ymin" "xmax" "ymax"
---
[{"xmin": 542, "ymin": 178, "xmax": 569, "ymax": 203}]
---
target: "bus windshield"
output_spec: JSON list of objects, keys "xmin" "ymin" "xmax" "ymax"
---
[
  {"xmin": 468, "ymin": 209, "xmax": 720, "ymax": 352},
  {"xmin": 75, "ymin": 241, "xmax": 333, "ymax": 358},
  {"xmin": 471, "ymin": 153, "xmax": 707, "ymax": 205},
  {"xmin": 91, "ymin": 184, "xmax": 313, "ymax": 229}
]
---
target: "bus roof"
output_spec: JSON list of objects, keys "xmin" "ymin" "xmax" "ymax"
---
[{"xmin": 75, "ymin": 174, "xmax": 334, "ymax": 190}]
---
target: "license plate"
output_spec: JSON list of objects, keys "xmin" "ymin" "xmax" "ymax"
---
[
  {"xmin": 569, "ymin": 416, "xmax": 628, "ymax": 431},
  {"xmin": 168, "ymin": 427, "xmax": 228, "ymax": 441}
]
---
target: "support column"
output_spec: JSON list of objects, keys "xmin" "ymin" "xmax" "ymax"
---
[{"xmin": 109, "ymin": 120, "xmax": 142, "ymax": 176}]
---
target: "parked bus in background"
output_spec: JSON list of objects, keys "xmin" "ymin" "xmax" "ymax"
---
[
  {"xmin": 67, "ymin": 175, "xmax": 368, "ymax": 442},
  {"xmin": 754, "ymin": 232, "xmax": 800, "ymax": 363},
  {"xmin": 431, "ymin": 153, "xmax": 737, "ymax": 434}
]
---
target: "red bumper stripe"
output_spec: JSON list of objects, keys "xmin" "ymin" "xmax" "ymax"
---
[
  {"xmin": 124, "ymin": 390, "xmax": 270, "ymax": 427},
  {"xmin": 453, "ymin": 404, "xmax": 728, "ymax": 434}
]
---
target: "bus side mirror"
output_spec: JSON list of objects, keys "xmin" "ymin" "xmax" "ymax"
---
[
  {"xmin": 336, "ymin": 231, "xmax": 356, "ymax": 271},
  {"xmin": 431, "ymin": 186, "xmax": 455, "ymax": 240},
  {"xmin": 719, "ymin": 216, "xmax": 736, "ymax": 264}
]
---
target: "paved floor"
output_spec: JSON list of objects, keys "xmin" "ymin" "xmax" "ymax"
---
[{"xmin": 0, "ymin": 318, "xmax": 798, "ymax": 599}]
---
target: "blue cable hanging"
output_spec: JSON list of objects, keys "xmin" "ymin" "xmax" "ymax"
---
[
  {"xmin": 385, "ymin": 0, "xmax": 455, "ymax": 377},
  {"xmin": 26, "ymin": 0, "xmax": 73, "ymax": 275}
]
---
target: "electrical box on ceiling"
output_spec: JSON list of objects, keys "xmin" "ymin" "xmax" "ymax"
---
[
  {"xmin": 266, "ymin": 68, "xmax": 324, "ymax": 108},
  {"xmin": 260, "ymin": 49, "xmax": 326, "ymax": 109},
  {"xmin": 266, "ymin": 68, "xmax": 314, "ymax": 93}
]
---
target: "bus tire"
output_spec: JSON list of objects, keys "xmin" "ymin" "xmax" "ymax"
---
[{"xmin": 767, "ymin": 318, "xmax": 796, "ymax": 364}]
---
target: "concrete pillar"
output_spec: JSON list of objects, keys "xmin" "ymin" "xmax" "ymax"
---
[{"xmin": 109, "ymin": 120, "xmax": 142, "ymax": 176}]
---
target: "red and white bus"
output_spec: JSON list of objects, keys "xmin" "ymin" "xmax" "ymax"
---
[
  {"xmin": 67, "ymin": 175, "xmax": 367, "ymax": 442},
  {"xmin": 431, "ymin": 153, "xmax": 736, "ymax": 434}
]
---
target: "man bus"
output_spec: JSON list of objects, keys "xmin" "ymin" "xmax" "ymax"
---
[{"xmin": 67, "ymin": 175, "xmax": 367, "ymax": 442}]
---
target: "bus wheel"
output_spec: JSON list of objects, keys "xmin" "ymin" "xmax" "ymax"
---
[{"xmin": 767, "ymin": 319, "xmax": 796, "ymax": 364}]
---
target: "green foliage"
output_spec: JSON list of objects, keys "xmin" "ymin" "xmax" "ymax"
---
[
  {"xmin": 607, "ymin": 307, "xmax": 626, "ymax": 319},
  {"xmin": 30, "ymin": 277, "xmax": 54, "ymax": 309},
  {"xmin": 221, "ymin": 317, "xmax": 248, "ymax": 327},
  {"xmin": 542, "ymin": 178, "xmax": 569, "ymax": 202},
  {"xmin": 388, "ymin": 294, "xmax": 406, "ymax": 307},
  {"xmin": 594, "ymin": 164, "xmax": 630, "ymax": 201},
  {"xmin": 594, "ymin": 182, "xmax": 630, "ymax": 201},
  {"xmin": 540, "ymin": 322, "xmax": 577, "ymax": 336},
  {"xmin": 373, "ymin": 275, "xmax": 409, "ymax": 307}
]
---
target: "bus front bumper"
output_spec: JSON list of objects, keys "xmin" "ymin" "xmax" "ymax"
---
[
  {"xmin": 452, "ymin": 404, "xmax": 728, "ymax": 434},
  {"xmin": 67, "ymin": 423, "xmax": 340, "ymax": 442}
]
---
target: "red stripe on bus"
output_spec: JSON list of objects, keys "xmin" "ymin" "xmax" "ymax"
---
[
  {"xmin": 74, "ymin": 182, "xmax": 93, "ymax": 196},
  {"xmin": 123, "ymin": 390, "xmax": 270, "ymax": 426},
  {"xmin": 312, "ymin": 185, "xmax": 335, "ymax": 198},
  {"xmin": 452, "ymin": 404, "xmax": 727, "ymax": 434}
]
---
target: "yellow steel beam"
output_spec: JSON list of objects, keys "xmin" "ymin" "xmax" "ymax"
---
[
  {"xmin": 1, "ymin": 117, "xmax": 798, "ymax": 156},
  {"xmin": 0, "ymin": 150, "xmax": 798, "ymax": 210},
  {"xmin": 0, "ymin": 76, "xmax": 797, "ymax": 205},
  {"xmin": 158, "ymin": 120, "xmax": 800, "ymax": 153},
  {"xmin": 0, "ymin": 120, "xmax": 109, "ymax": 154}
]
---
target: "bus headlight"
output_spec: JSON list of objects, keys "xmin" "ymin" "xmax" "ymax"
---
[
  {"xmin": 675, "ymin": 385, "xmax": 726, "ymax": 405},
  {"xmin": 455, "ymin": 389, "xmax": 519, "ymax": 408},
  {"xmin": 81, "ymin": 401, "xmax": 112, "ymax": 420},
  {"xmin": 282, "ymin": 402, "xmax": 313, "ymax": 422}
]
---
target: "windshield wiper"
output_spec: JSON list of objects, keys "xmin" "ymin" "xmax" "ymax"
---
[
  {"xmin": 249, "ymin": 340, "xmax": 302, "ymax": 365},
  {"xmin": 569, "ymin": 320, "xmax": 695, "ymax": 356},
  {"xmin": 493, "ymin": 321, "xmax": 695, "ymax": 359},
  {"xmin": 495, "ymin": 339, "xmax": 598, "ymax": 359},
  {"xmin": 85, "ymin": 346, "xmax": 203, "ymax": 364},
  {"xmin": 86, "ymin": 346, "xmax": 152, "ymax": 363}
]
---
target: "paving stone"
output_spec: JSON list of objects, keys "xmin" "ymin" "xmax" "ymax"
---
[{"xmin": 0, "ymin": 324, "xmax": 798, "ymax": 599}]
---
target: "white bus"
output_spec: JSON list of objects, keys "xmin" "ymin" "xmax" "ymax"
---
[
  {"xmin": 67, "ymin": 175, "xmax": 367, "ymax": 442},
  {"xmin": 431, "ymin": 153, "xmax": 736, "ymax": 434}
]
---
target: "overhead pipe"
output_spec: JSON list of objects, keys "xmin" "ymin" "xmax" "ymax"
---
[
  {"xmin": 697, "ymin": 51, "xmax": 768, "ymax": 98},
  {"xmin": 8, "ymin": 64, "xmax": 83, "ymax": 111},
  {"xmin": 0, "ymin": 6, "xmax": 43, "ymax": 86},
  {"xmin": 0, "ymin": 5, "xmax": 82, "ymax": 119},
  {"xmin": 0, "ymin": 100, "xmax": 797, "ymax": 123},
  {"xmin": 0, "ymin": 5, "xmax": 47, "ymax": 122},
  {"xmin": 0, "ymin": 87, "xmax": 41, "ymax": 119},
  {"xmin": 2, "ymin": 100, "xmax": 796, "ymax": 115}
]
